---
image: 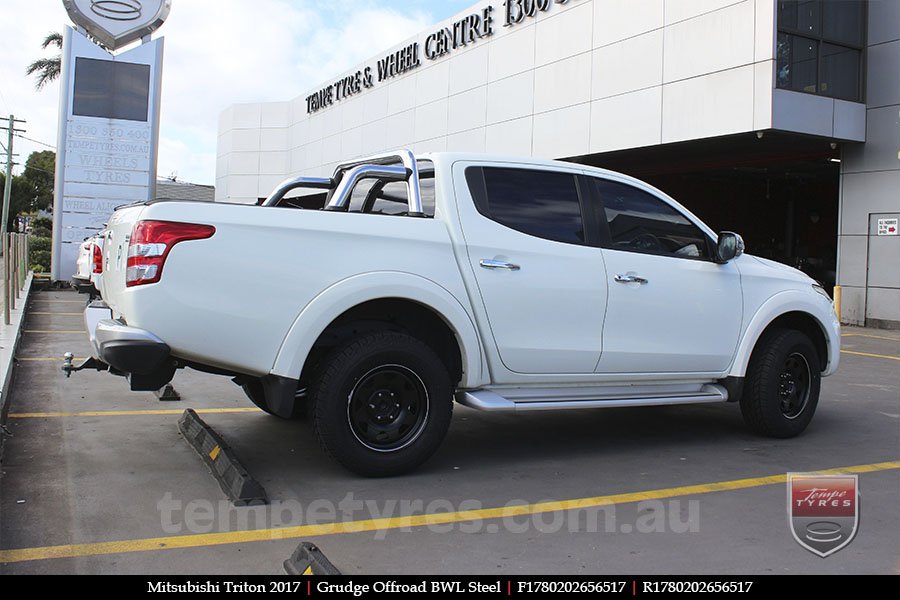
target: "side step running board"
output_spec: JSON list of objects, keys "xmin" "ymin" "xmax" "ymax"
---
[{"xmin": 456, "ymin": 384, "xmax": 728, "ymax": 412}]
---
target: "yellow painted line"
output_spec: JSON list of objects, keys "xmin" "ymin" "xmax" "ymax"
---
[
  {"xmin": 16, "ymin": 357, "xmax": 87, "ymax": 362},
  {"xmin": 841, "ymin": 350, "xmax": 900, "ymax": 362},
  {"xmin": 842, "ymin": 333, "xmax": 900, "ymax": 342},
  {"xmin": 27, "ymin": 312, "xmax": 83, "ymax": 316},
  {"xmin": 208, "ymin": 446, "xmax": 221, "ymax": 461},
  {"xmin": 0, "ymin": 460, "xmax": 896, "ymax": 565},
  {"xmin": 7, "ymin": 408, "xmax": 260, "ymax": 419},
  {"xmin": 24, "ymin": 330, "xmax": 86, "ymax": 334}
]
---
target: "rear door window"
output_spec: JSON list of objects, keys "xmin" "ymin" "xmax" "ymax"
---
[{"xmin": 466, "ymin": 167, "xmax": 586, "ymax": 245}]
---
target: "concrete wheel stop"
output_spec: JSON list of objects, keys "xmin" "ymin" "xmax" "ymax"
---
[
  {"xmin": 177, "ymin": 408, "xmax": 267, "ymax": 506},
  {"xmin": 283, "ymin": 542, "xmax": 342, "ymax": 575}
]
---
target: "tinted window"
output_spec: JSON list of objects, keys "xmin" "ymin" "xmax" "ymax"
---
[
  {"xmin": 467, "ymin": 167, "xmax": 585, "ymax": 245},
  {"xmin": 593, "ymin": 179, "xmax": 711, "ymax": 260},
  {"xmin": 346, "ymin": 161, "xmax": 435, "ymax": 217},
  {"xmin": 776, "ymin": 0, "xmax": 864, "ymax": 101},
  {"xmin": 73, "ymin": 58, "xmax": 151, "ymax": 122},
  {"xmin": 778, "ymin": 0, "xmax": 820, "ymax": 36},
  {"xmin": 822, "ymin": 0, "xmax": 863, "ymax": 46},
  {"xmin": 776, "ymin": 33, "xmax": 818, "ymax": 94},
  {"xmin": 370, "ymin": 182, "xmax": 409, "ymax": 215},
  {"xmin": 376, "ymin": 177, "xmax": 435, "ymax": 216},
  {"xmin": 820, "ymin": 43, "xmax": 860, "ymax": 99}
]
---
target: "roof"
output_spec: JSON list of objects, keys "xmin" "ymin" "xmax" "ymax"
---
[{"xmin": 155, "ymin": 179, "xmax": 215, "ymax": 203}]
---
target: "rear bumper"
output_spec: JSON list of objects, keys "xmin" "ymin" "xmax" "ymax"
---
[{"xmin": 85, "ymin": 301, "xmax": 171, "ymax": 375}]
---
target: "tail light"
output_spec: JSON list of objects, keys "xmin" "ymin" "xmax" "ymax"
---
[
  {"xmin": 92, "ymin": 243, "xmax": 103, "ymax": 274},
  {"xmin": 126, "ymin": 220, "xmax": 215, "ymax": 287}
]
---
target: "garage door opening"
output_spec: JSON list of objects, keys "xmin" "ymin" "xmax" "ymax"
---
[{"xmin": 570, "ymin": 132, "xmax": 842, "ymax": 291}]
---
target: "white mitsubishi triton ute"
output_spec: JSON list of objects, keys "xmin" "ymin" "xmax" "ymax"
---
[{"xmin": 70, "ymin": 150, "xmax": 840, "ymax": 476}]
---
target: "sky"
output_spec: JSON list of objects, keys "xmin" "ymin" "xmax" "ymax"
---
[{"xmin": 0, "ymin": 0, "xmax": 474, "ymax": 185}]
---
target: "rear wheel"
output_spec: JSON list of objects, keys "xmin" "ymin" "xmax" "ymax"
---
[
  {"xmin": 741, "ymin": 329, "xmax": 821, "ymax": 438},
  {"xmin": 311, "ymin": 331, "xmax": 452, "ymax": 477}
]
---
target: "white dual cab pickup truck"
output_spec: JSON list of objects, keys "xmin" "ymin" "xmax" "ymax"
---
[
  {"xmin": 72, "ymin": 232, "xmax": 104, "ymax": 297},
  {"xmin": 79, "ymin": 150, "xmax": 840, "ymax": 476}
]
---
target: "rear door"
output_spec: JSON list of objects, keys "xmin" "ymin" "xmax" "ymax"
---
[
  {"xmin": 588, "ymin": 176, "xmax": 743, "ymax": 374},
  {"xmin": 453, "ymin": 163, "xmax": 608, "ymax": 374}
]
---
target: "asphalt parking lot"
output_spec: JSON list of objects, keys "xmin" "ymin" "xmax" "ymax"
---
[{"xmin": 0, "ymin": 289, "xmax": 897, "ymax": 575}]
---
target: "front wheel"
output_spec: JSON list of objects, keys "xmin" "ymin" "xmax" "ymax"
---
[
  {"xmin": 311, "ymin": 331, "xmax": 453, "ymax": 477},
  {"xmin": 740, "ymin": 329, "xmax": 821, "ymax": 438}
]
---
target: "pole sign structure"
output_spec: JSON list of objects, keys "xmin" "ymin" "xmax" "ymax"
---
[{"xmin": 51, "ymin": 0, "xmax": 171, "ymax": 282}]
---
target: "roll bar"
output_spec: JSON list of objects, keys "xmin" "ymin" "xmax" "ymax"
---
[
  {"xmin": 261, "ymin": 149, "xmax": 425, "ymax": 216},
  {"xmin": 325, "ymin": 165, "xmax": 408, "ymax": 212},
  {"xmin": 261, "ymin": 177, "xmax": 333, "ymax": 207},
  {"xmin": 329, "ymin": 149, "xmax": 424, "ymax": 217}
]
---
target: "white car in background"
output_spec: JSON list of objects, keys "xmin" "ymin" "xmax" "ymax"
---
[{"xmin": 72, "ymin": 231, "xmax": 104, "ymax": 297}]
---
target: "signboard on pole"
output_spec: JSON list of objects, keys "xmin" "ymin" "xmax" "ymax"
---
[
  {"xmin": 51, "ymin": 4, "xmax": 167, "ymax": 282},
  {"xmin": 62, "ymin": 0, "xmax": 171, "ymax": 51}
]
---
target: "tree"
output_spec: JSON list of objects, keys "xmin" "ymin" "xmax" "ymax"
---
[
  {"xmin": 0, "ymin": 151, "xmax": 56, "ymax": 230},
  {"xmin": 0, "ymin": 172, "xmax": 36, "ymax": 231},
  {"xmin": 25, "ymin": 32, "xmax": 63, "ymax": 90},
  {"xmin": 22, "ymin": 150, "xmax": 55, "ymax": 212}
]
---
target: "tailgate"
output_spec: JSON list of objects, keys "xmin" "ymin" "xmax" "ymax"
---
[{"xmin": 100, "ymin": 204, "xmax": 146, "ymax": 314}]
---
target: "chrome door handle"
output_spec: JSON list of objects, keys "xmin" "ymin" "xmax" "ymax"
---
[
  {"xmin": 615, "ymin": 273, "xmax": 648, "ymax": 284},
  {"xmin": 480, "ymin": 259, "xmax": 520, "ymax": 271}
]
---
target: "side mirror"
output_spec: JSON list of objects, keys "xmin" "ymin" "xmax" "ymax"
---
[{"xmin": 716, "ymin": 232, "xmax": 745, "ymax": 263}]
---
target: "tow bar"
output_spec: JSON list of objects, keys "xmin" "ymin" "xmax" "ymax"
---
[
  {"xmin": 61, "ymin": 352, "xmax": 109, "ymax": 378},
  {"xmin": 61, "ymin": 352, "xmax": 178, "ymax": 399}
]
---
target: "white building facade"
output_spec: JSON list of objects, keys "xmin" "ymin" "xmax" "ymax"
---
[{"xmin": 218, "ymin": 0, "xmax": 900, "ymax": 329}]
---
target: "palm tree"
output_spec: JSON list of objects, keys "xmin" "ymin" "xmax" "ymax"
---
[{"xmin": 26, "ymin": 32, "xmax": 63, "ymax": 90}]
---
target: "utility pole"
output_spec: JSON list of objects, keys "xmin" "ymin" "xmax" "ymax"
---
[{"xmin": 1, "ymin": 114, "xmax": 27, "ymax": 325}]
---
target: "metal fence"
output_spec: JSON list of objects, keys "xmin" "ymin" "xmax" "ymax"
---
[{"xmin": 3, "ymin": 232, "xmax": 30, "ymax": 325}]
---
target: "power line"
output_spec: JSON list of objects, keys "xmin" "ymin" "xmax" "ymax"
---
[
  {"xmin": 14, "ymin": 133, "xmax": 56, "ymax": 150},
  {"xmin": 18, "ymin": 163, "xmax": 53, "ymax": 176}
]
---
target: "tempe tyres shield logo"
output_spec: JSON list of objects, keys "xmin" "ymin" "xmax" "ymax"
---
[
  {"xmin": 63, "ymin": 0, "xmax": 172, "ymax": 51},
  {"xmin": 788, "ymin": 474, "xmax": 859, "ymax": 557}
]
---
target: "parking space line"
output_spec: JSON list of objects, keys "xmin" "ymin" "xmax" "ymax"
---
[
  {"xmin": 0, "ymin": 460, "xmax": 896, "ymax": 565},
  {"xmin": 23, "ymin": 330, "xmax": 86, "ymax": 334},
  {"xmin": 842, "ymin": 333, "xmax": 900, "ymax": 342},
  {"xmin": 841, "ymin": 350, "xmax": 900, "ymax": 361},
  {"xmin": 8, "ymin": 408, "xmax": 261, "ymax": 418},
  {"xmin": 16, "ymin": 357, "xmax": 87, "ymax": 362}
]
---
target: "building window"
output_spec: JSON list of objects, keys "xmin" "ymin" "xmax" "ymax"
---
[{"xmin": 776, "ymin": 0, "xmax": 864, "ymax": 102}]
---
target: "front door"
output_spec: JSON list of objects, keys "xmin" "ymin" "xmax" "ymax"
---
[{"xmin": 589, "ymin": 177, "xmax": 743, "ymax": 373}]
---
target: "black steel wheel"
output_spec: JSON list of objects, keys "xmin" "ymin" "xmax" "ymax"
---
[
  {"xmin": 778, "ymin": 352, "xmax": 811, "ymax": 419},
  {"xmin": 311, "ymin": 331, "xmax": 453, "ymax": 477},
  {"xmin": 741, "ymin": 328, "xmax": 821, "ymax": 438},
  {"xmin": 347, "ymin": 364, "xmax": 429, "ymax": 452}
]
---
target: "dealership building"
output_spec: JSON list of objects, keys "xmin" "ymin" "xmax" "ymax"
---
[{"xmin": 217, "ymin": 0, "xmax": 899, "ymax": 329}]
